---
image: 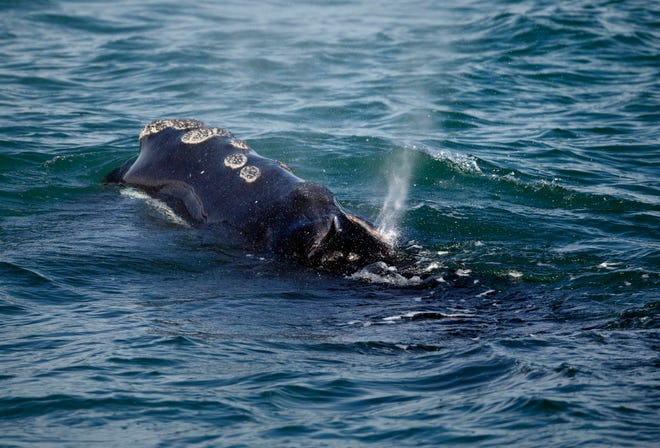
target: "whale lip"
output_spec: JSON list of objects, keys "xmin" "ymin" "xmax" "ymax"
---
[
  {"xmin": 303, "ymin": 212, "xmax": 396, "ymax": 271},
  {"xmin": 307, "ymin": 215, "xmax": 341, "ymax": 259}
]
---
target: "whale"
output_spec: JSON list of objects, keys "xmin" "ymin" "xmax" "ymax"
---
[{"xmin": 103, "ymin": 119, "xmax": 395, "ymax": 272}]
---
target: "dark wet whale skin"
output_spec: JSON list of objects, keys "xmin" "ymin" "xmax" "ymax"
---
[{"xmin": 104, "ymin": 119, "xmax": 394, "ymax": 271}]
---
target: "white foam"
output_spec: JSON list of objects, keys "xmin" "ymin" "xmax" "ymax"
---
[
  {"xmin": 424, "ymin": 262, "xmax": 444, "ymax": 272},
  {"xmin": 597, "ymin": 262, "xmax": 620, "ymax": 270},
  {"xmin": 430, "ymin": 149, "xmax": 482, "ymax": 174},
  {"xmin": 382, "ymin": 311, "xmax": 475, "ymax": 322},
  {"xmin": 120, "ymin": 188, "xmax": 190, "ymax": 227},
  {"xmin": 476, "ymin": 289, "xmax": 496, "ymax": 298},
  {"xmin": 349, "ymin": 261, "xmax": 423, "ymax": 286}
]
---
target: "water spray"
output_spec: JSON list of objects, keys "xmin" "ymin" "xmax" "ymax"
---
[{"xmin": 376, "ymin": 147, "xmax": 415, "ymax": 245}]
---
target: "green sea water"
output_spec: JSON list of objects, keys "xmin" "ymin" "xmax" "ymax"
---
[{"xmin": 1, "ymin": 0, "xmax": 658, "ymax": 446}]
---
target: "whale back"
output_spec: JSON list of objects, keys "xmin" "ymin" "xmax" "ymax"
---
[{"xmin": 104, "ymin": 119, "xmax": 395, "ymax": 270}]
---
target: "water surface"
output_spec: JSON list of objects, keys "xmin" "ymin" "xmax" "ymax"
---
[{"xmin": 1, "ymin": 1, "xmax": 658, "ymax": 446}]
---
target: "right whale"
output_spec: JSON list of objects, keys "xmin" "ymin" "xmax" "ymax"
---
[{"xmin": 103, "ymin": 119, "xmax": 396, "ymax": 272}]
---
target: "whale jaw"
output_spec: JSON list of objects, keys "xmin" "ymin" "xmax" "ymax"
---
[
  {"xmin": 278, "ymin": 211, "xmax": 395, "ymax": 272},
  {"xmin": 267, "ymin": 182, "xmax": 395, "ymax": 272}
]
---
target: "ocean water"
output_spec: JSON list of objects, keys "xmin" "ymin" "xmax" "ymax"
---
[{"xmin": 1, "ymin": 0, "xmax": 658, "ymax": 446}]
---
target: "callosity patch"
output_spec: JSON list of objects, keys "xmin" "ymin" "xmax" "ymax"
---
[
  {"xmin": 224, "ymin": 153, "xmax": 248, "ymax": 170},
  {"xmin": 181, "ymin": 127, "xmax": 233, "ymax": 144},
  {"xmin": 139, "ymin": 119, "xmax": 205, "ymax": 139},
  {"xmin": 239, "ymin": 165, "xmax": 261, "ymax": 183}
]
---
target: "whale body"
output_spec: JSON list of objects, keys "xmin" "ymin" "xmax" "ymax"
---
[{"xmin": 104, "ymin": 119, "xmax": 395, "ymax": 271}]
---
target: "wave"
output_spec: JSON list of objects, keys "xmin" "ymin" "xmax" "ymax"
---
[{"xmin": 363, "ymin": 144, "xmax": 659, "ymax": 290}]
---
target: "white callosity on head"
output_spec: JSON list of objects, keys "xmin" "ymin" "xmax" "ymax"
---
[
  {"xmin": 224, "ymin": 153, "xmax": 248, "ymax": 170},
  {"xmin": 139, "ymin": 119, "xmax": 205, "ymax": 140},
  {"xmin": 277, "ymin": 160, "xmax": 293, "ymax": 172},
  {"xmin": 239, "ymin": 165, "xmax": 261, "ymax": 183},
  {"xmin": 230, "ymin": 139, "xmax": 250, "ymax": 152},
  {"xmin": 181, "ymin": 127, "xmax": 233, "ymax": 144}
]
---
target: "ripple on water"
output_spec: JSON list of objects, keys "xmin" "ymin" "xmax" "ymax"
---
[{"xmin": 0, "ymin": 0, "xmax": 658, "ymax": 446}]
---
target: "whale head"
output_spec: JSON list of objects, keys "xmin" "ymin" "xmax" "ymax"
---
[{"xmin": 273, "ymin": 182, "xmax": 396, "ymax": 271}]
